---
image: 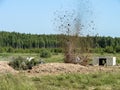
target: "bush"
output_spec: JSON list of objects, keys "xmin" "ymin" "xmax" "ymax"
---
[
  {"xmin": 94, "ymin": 48, "xmax": 104, "ymax": 54},
  {"xmin": 40, "ymin": 49, "xmax": 51, "ymax": 58},
  {"xmin": 54, "ymin": 48, "xmax": 63, "ymax": 53},
  {"xmin": 7, "ymin": 47, "xmax": 14, "ymax": 53},
  {"xmin": 115, "ymin": 46, "xmax": 120, "ymax": 53},
  {"xmin": 104, "ymin": 46, "xmax": 114, "ymax": 53},
  {"xmin": 9, "ymin": 56, "xmax": 41, "ymax": 70}
]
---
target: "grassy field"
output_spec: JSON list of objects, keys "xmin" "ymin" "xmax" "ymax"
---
[
  {"xmin": 0, "ymin": 53, "xmax": 64, "ymax": 63},
  {"xmin": 0, "ymin": 53, "xmax": 120, "ymax": 63},
  {"xmin": 0, "ymin": 53, "xmax": 120, "ymax": 90},
  {"xmin": 0, "ymin": 72, "xmax": 120, "ymax": 90}
]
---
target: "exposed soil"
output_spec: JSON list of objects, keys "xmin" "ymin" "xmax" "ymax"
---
[
  {"xmin": 0, "ymin": 61, "xmax": 120, "ymax": 75},
  {"xmin": 27, "ymin": 63, "xmax": 120, "ymax": 75},
  {"xmin": 0, "ymin": 61, "xmax": 18, "ymax": 74}
]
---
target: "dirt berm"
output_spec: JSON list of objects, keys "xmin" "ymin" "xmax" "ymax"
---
[
  {"xmin": 0, "ymin": 61, "xmax": 119, "ymax": 75},
  {"xmin": 28, "ymin": 63, "xmax": 120, "ymax": 75},
  {"xmin": 0, "ymin": 61, "xmax": 18, "ymax": 74}
]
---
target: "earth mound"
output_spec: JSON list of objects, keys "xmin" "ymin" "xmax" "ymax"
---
[
  {"xmin": 0, "ymin": 61, "xmax": 119, "ymax": 75},
  {"xmin": 0, "ymin": 61, "xmax": 18, "ymax": 74},
  {"xmin": 28, "ymin": 63, "xmax": 120, "ymax": 75},
  {"xmin": 29, "ymin": 63, "xmax": 93, "ymax": 75}
]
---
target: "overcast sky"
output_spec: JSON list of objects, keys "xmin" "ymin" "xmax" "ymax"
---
[{"xmin": 0, "ymin": 0, "xmax": 120, "ymax": 37}]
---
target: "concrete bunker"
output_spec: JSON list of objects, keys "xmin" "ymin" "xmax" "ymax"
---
[
  {"xmin": 99, "ymin": 58, "xmax": 107, "ymax": 66},
  {"xmin": 93, "ymin": 57, "xmax": 116, "ymax": 66}
]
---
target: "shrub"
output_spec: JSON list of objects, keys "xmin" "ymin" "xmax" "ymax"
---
[
  {"xmin": 7, "ymin": 47, "xmax": 14, "ymax": 53},
  {"xmin": 94, "ymin": 48, "xmax": 104, "ymax": 53},
  {"xmin": 40, "ymin": 49, "xmax": 51, "ymax": 58},
  {"xmin": 9, "ymin": 56, "xmax": 41, "ymax": 70},
  {"xmin": 26, "ymin": 59, "xmax": 41, "ymax": 69},
  {"xmin": 115, "ymin": 46, "xmax": 120, "ymax": 53},
  {"xmin": 104, "ymin": 46, "xmax": 114, "ymax": 53},
  {"xmin": 54, "ymin": 48, "xmax": 63, "ymax": 53}
]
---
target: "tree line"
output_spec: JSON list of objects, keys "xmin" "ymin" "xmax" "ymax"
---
[
  {"xmin": 0, "ymin": 31, "xmax": 120, "ymax": 53},
  {"xmin": 0, "ymin": 31, "xmax": 60, "ymax": 49}
]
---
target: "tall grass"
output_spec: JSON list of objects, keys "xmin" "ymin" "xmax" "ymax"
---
[
  {"xmin": 0, "ymin": 74, "xmax": 36, "ymax": 90},
  {"xmin": 0, "ymin": 72, "xmax": 120, "ymax": 90},
  {"xmin": 32, "ymin": 72, "xmax": 120, "ymax": 90},
  {"xmin": 44, "ymin": 53, "xmax": 64, "ymax": 63}
]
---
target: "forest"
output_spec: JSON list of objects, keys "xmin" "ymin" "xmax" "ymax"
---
[{"xmin": 0, "ymin": 31, "xmax": 120, "ymax": 53}]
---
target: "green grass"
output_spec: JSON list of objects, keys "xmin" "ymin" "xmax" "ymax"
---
[
  {"xmin": 44, "ymin": 53, "xmax": 64, "ymax": 63},
  {"xmin": 23, "ymin": 72, "xmax": 120, "ymax": 90},
  {"xmin": 0, "ymin": 53, "xmax": 38, "ymax": 61},
  {"xmin": 0, "ymin": 74, "xmax": 36, "ymax": 90},
  {"xmin": 0, "ymin": 53, "xmax": 120, "ymax": 90},
  {"xmin": 0, "ymin": 72, "xmax": 120, "ymax": 90},
  {"xmin": 0, "ymin": 53, "xmax": 64, "ymax": 63},
  {"xmin": 0, "ymin": 53, "xmax": 120, "ymax": 64}
]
